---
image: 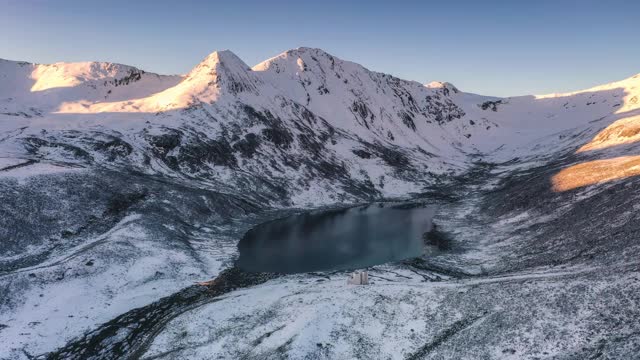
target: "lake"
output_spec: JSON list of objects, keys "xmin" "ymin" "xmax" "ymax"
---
[{"xmin": 236, "ymin": 202, "xmax": 435, "ymax": 274}]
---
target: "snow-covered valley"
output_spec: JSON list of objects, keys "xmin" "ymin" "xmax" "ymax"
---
[{"xmin": 1, "ymin": 48, "xmax": 640, "ymax": 359}]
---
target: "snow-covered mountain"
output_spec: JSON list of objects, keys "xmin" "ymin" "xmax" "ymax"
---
[
  {"xmin": 2, "ymin": 48, "xmax": 640, "ymax": 359},
  {"xmin": 2, "ymin": 47, "xmax": 639, "ymax": 205}
]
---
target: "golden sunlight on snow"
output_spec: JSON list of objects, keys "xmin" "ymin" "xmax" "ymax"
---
[
  {"xmin": 552, "ymin": 89, "xmax": 640, "ymax": 191},
  {"xmin": 552, "ymin": 155, "xmax": 640, "ymax": 191},
  {"xmin": 577, "ymin": 114, "xmax": 640, "ymax": 153},
  {"xmin": 53, "ymin": 53, "xmax": 232, "ymax": 114},
  {"xmin": 55, "ymin": 93, "xmax": 181, "ymax": 114},
  {"xmin": 30, "ymin": 63, "xmax": 86, "ymax": 92},
  {"xmin": 54, "ymin": 75, "xmax": 218, "ymax": 114}
]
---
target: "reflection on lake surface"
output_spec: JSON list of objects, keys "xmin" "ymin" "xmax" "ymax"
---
[{"xmin": 237, "ymin": 202, "xmax": 435, "ymax": 274}]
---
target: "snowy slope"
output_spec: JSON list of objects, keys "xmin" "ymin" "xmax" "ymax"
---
[{"xmin": 0, "ymin": 59, "xmax": 182, "ymax": 116}]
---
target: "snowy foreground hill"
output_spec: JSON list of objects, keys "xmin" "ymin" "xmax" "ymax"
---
[{"xmin": 1, "ymin": 48, "xmax": 640, "ymax": 359}]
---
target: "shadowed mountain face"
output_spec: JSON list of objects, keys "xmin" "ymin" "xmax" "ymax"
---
[{"xmin": 1, "ymin": 49, "xmax": 640, "ymax": 359}]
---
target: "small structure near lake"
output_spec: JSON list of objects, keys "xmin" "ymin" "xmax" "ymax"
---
[{"xmin": 347, "ymin": 270, "xmax": 369, "ymax": 285}]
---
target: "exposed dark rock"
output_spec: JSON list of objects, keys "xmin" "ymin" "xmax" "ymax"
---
[
  {"xmin": 232, "ymin": 133, "xmax": 261, "ymax": 158},
  {"xmin": 399, "ymin": 111, "xmax": 417, "ymax": 131},
  {"xmin": 177, "ymin": 137, "xmax": 237, "ymax": 170},
  {"xmin": 425, "ymin": 96, "xmax": 466, "ymax": 124},
  {"xmin": 111, "ymin": 70, "xmax": 143, "ymax": 87},
  {"xmin": 351, "ymin": 100, "xmax": 374, "ymax": 127},
  {"xmin": 105, "ymin": 191, "xmax": 147, "ymax": 216},
  {"xmin": 423, "ymin": 224, "xmax": 453, "ymax": 251},
  {"xmin": 0, "ymin": 159, "xmax": 38, "ymax": 172},
  {"xmin": 146, "ymin": 130, "xmax": 182, "ymax": 155},
  {"xmin": 480, "ymin": 100, "xmax": 503, "ymax": 111},
  {"xmin": 376, "ymin": 145, "xmax": 410, "ymax": 169},
  {"xmin": 93, "ymin": 137, "xmax": 133, "ymax": 161},
  {"xmin": 23, "ymin": 137, "xmax": 93, "ymax": 162},
  {"xmin": 352, "ymin": 149, "xmax": 372, "ymax": 159},
  {"xmin": 261, "ymin": 126, "xmax": 293, "ymax": 149},
  {"xmin": 297, "ymin": 133, "xmax": 325, "ymax": 157}
]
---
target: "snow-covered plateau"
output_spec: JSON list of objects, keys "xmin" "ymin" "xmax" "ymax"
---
[{"xmin": 1, "ymin": 48, "xmax": 640, "ymax": 359}]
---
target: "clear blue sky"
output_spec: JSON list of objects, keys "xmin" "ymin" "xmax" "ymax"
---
[{"xmin": 1, "ymin": 0, "xmax": 638, "ymax": 96}]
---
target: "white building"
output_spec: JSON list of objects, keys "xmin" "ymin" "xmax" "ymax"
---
[{"xmin": 347, "ymin": 270, "xmax": 369, "ymax": 285}]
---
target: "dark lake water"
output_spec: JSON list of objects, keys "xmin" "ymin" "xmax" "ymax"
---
[{"xmin": 236, "ymin": 202, "xmax": 435, "ymax": 274}]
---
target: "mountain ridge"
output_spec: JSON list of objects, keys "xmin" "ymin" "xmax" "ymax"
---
[
  {"xmin": 4, "ymin": 47, "xmax": 638, "ymax": 97},
  {"xmin": 1, "ymin": 47, "xmax": 639, "ymax": 205}
]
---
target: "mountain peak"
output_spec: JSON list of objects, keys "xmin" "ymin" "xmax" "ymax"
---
[
  {"xmin": 286, "ymin": 47, "xmax": 332, "ymax": 56},
  {"xmin": 174, "ymin": 49, "xmax": 258, "ymax": 100},
  {"xmin": 252, "ymin": 47, "xmax": 342, "ymax": 75},
  {"xmin": 192, "ymin": 50, "xmax": 251, "ymax": 74},
  {"xmin": 425, "ymin": 81, "xmax": 459, "ymax": 94},
  {"xmin": 203, "ymin": 49, "xmax": 243, "ymax": 63}
]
